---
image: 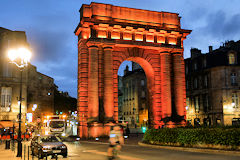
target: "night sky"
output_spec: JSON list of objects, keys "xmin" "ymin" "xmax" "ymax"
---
[{"xmin": 1, "ymin": 0, "xmax": 240, "ymax": 98}]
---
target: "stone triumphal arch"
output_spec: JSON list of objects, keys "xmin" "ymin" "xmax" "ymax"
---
[{"xmin": 75, "ymin": 2, "xmax": 191, "ymax": 138}]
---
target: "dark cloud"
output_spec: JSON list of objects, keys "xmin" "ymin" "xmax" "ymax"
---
[
  {"xmin": 222, "ymin": 14, "xmax": 240, "ymax": 37},
  {"xmin": 30, "ymin": 30, "xmax": 69, "ymax": 62}
]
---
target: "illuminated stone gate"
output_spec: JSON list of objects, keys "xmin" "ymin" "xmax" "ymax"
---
[{"xmin": 75, "ymin": 2, "xmax": 191, "ymax": 138}]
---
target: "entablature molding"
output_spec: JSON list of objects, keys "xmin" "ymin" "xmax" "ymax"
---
[
  {"xmin": 77, "ymin": 23, "xmax": 188, "ymax": 47},
  {"xmin": 85, "ymin": 38, "xmax": 183, "ymax": 53}
]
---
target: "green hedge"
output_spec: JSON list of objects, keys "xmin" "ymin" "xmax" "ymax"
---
[{"xmin": 143, "ymin": 128, "xmax": 240, "ymax": 148}]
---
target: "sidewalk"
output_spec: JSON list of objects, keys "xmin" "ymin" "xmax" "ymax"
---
[
  {"xmin": 0, "ymin": 142, "xmax": 21, "ymax": 160},
  {"xmin": 0, "ymin": 141, "xmax": 32, "ymax": 160}
]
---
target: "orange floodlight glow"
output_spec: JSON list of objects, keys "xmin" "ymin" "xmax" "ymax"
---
[
  {"xmin": 157, "ymin": 36, "xmax": 165, "ymax": 43},
  {"xmin": 146, "ymin": 34, "xmax": 154, "ymax": 42}
]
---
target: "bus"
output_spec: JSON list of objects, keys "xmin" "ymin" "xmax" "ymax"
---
[{"xmin": 44, "ymin": 115, "xmax": 66, "ymax": 137}]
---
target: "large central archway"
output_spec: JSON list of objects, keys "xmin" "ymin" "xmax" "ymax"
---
[{"xmin": 75, "ymin": 2, "xmax": 191, "ymax": 138}]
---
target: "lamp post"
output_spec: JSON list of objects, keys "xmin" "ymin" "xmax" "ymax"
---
[{"xmin": 8, "ymin": 48, "xmax": 31, "ymax": 157}]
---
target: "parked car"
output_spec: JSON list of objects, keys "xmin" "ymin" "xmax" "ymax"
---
[
  {"xmin": 63, "ymin": 135, "xmax": 80, "ymax": 142},
  {"xmin": 30, "ymin": 135, "xmax": 67, "ymax": 158}
]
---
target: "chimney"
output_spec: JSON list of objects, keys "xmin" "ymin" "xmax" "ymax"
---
[
  {"xmin": 209, "ymin": 46, "xmax": 213, "ymax": 53},
  {"xmin": 124, "ymin": 65, "xmax": 129, "ymax": 75},
  {"xmin": 191, "ymin": 48, "xmax": 201, "ymax": 58}
]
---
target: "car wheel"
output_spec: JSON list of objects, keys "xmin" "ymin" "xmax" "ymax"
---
[
  {"xmin": 63, "ymin": 153, "xmax": 68, "ymax": 158},
  {"xmin": 31, "ymin": 147, "xmax": 34, "ymax": 156},
  {"xmin": 38, "ymin": 150, "xmax": 44, "ymax": 159}
]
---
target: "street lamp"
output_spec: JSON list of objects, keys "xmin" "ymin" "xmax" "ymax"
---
[{"xmin": 8, "ymin": 47, "xmax": 32, "ymax": 157}]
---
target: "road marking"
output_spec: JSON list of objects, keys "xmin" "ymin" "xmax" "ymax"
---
[
  {"xmin": 85, "ymin": 149, "xmax": 144, "ymax": 160},
  {"xmin": 80, "ymin": 141, "xmax": 139, "ymax": 147},
  {"xmin": 68, "ymin": 153, "xmax": 79, "ymax": 156}
]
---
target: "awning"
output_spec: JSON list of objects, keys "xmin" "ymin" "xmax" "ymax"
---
[{"xmin": 0, "ymin": 121, "xmax": 18, "ymax": 129}]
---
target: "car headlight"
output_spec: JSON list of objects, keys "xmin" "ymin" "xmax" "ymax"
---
[
  {"xmin": 43, "ymin": 146, "xmax": 51, "ymax": 150},
  {"xmin": 61, "ymin": 145, "xmax": 66, "ymax": 149}
]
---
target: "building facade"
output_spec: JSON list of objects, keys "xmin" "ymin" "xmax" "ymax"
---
[
  {"xmin": 27, "ymin": 64, "xmax": 55, "ymax": 123},
  {"xmin": 120, "ymin": 63, "xmax": 148, "ymax": 128},
  {"xmin": 185, "ymin": 40, "xmax": 240, "ymax": 126},
  {"xmin": 0, "ymin": 27, "xmax": 28, "ymax": 122},
  {"xmin": 118, "ymin": 76, "xmax": 123, "ymax": 121},
  {"xmin": 0, "ymin": 27, "xmax": 55, "ymax": 125}
]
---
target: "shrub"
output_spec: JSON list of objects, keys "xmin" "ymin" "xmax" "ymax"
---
[{"xmin": 143, "ymin": 127, "xmax": 240, "ymax": 148}]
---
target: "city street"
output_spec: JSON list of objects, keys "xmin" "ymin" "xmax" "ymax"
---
[
  {"xmin": 1, "ymin": 138, "xmax": 240, "ymax": 160},
  {"xmin": 65, "ymin": 142, "xmax": 240, "ymax": 160}
]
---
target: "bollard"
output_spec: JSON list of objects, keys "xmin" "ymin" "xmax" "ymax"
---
[
  {"xmin": 5, "ymin": 140, "xmax": 10, "ymax": 149},
  {"xmin": 28, "ymin": 146, "xmax": 30, "ymax": 160},
  {"xmin": 32, "ymin": 147, "xmax": 34, "ymax": 160},
  {"xmin": 11, "ymin": 139, "xmax": 15, "ymax": 151},
  {"xmin": 24, "ymin": 144, "xmax": 26, "ymax": 160}
]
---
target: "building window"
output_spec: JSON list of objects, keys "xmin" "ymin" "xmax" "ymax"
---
[
  {"xmin": 141, "ymin": 90, "xmax": 145, "ymax": 98},
  {"xmin": 186, "ymin": 80, "xmax": 189, "ymax": 89},
  {"xmin": 194, "ymin": 62, "xmax": 197, "ymax": 70},
  {"xmin": 232, "ymin": 93, "xmax": 238, "ymax": 108},
  {"xmin": 2, "ymin": 62, "xmax": 12, "ymax": 77},
  {"xmin": 186, "ymin": 97, "xmax": 190, "ymax": 111},
  {"xmin": 203, "ymin": 58, "xmax": 207, "ymax": 68},
  {"xmin": 1, "ymin": 87, "xmax": 12, "ymax": 111},
  {"xmin": 231, "ymin": 73, "xmax": 237, "ymax": 86},
  {"xmin": 194, "ymin": 96, "xmax": 199, "ymax": 112},
  {"xmin": 229, "ymin": 53, "xmax": 236, "ymax": 65},
  {"xmin": 204, "ymin": 75, "xmax": 208, "ymax": 87},
  {"xmin": 194, "ymin": 78, "xmax": 198, "ymax": 89},
  {"xmin": 185, "ymin": 66, "xmax": 188, "ymax": 74},
  {"xmin": 203, "ymin": 94, "xmax": 209, "ymax": 112},
  {"xmin": 141, "ymin": 80, "xmax": 145, "ymax": 86}
]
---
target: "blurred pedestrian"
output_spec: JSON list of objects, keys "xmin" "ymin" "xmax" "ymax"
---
[{"xmin": 107, "ymin": 125, "xmax": 124, "ymax": 160}]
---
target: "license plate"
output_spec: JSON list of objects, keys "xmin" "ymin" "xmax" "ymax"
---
[{"xmin": 53, "ymin": 150, "xmax": 61, "ymax": 153}]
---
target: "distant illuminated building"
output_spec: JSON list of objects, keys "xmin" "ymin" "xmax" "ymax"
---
[
  {"xmin": 27, "ymin": 64, "xmax": 55, "ymax": 122},
  {"xmin": 120, "ymin": 62, "xmax": 148, "ymax": 128},
  {"xmin": 185, "ymin": 40, "xmax": 240, "ymax": 126}
]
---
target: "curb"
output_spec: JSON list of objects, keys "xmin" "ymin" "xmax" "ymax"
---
[{"xmin": 138, "ymin": 142, "xmax": 240, "ymax": 156}]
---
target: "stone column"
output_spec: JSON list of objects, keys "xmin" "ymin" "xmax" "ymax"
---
[
  {"xmin": 88, "ymin": 46, "xmax": 99, "ymax": 121},
  {"xmin": 103, "ymin": 47, "xmax": 114, "ymax": 121},
  {"xmin": 78, "ymin": 40, "xmax": 89, "ymax": 138},
  {"xmin": 160, "ymin": 52, "xmax": 172, "ymax": 118},
  {"xmin": 173, "ymin": 53, "xmax": 185, "ymax": 117}
]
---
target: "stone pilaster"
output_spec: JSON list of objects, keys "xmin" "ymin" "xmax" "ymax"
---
[
  {"xmin": 173, "ymin": 53, "xmax": 185, "ymax": 118},
  {"xmin": 103, "ymin": 47, "xmax": 114, "ymax": 121},
  {"xmin": 160, "ymin": 52, "xmax": 172, "ymax": 119},
  {"xmin": 88, "ymin": 46, "xmax": 99, "ymax": 122},
  {"xmin": 78, "ymin": 40, "xmax": 89, "ymax": 138}
]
